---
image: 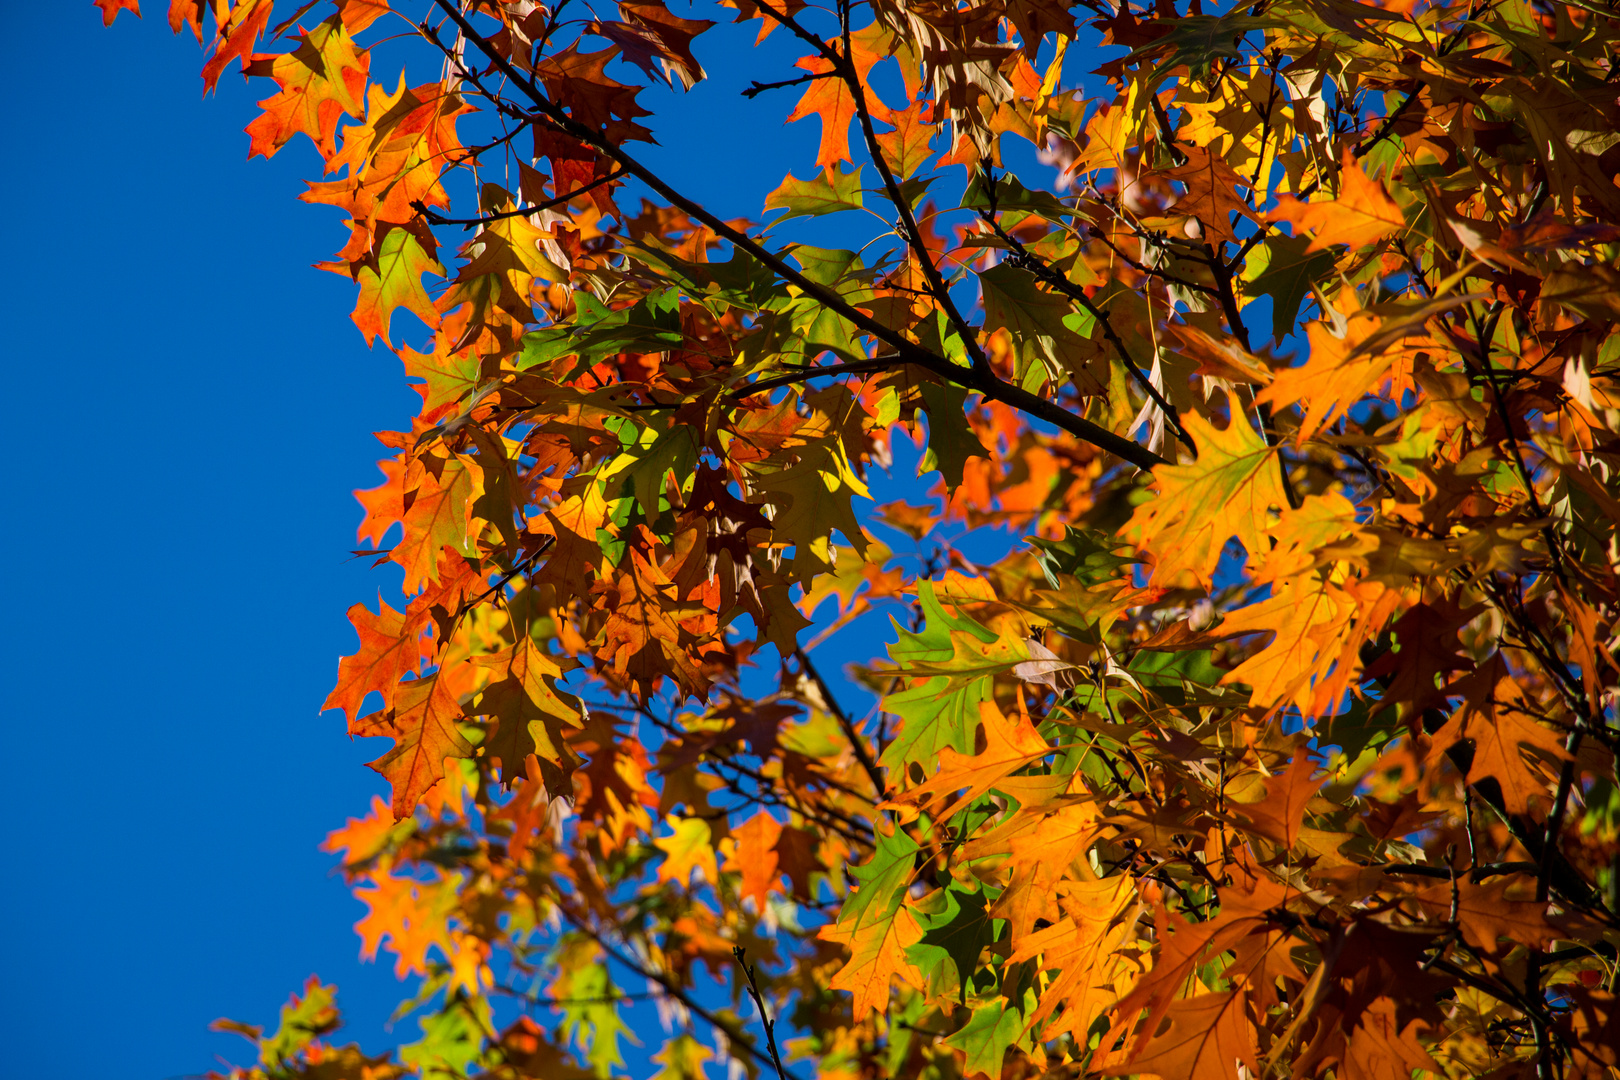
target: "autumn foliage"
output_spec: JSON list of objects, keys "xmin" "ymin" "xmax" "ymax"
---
[{"xmin": 103, "ymin": 0, "xmax": 1620, "ymax": 1077}]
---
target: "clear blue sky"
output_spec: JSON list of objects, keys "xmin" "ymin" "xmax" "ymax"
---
[{"xmin": 1, "ymin": 6, "xmax": 1067, "ymax": 1077}]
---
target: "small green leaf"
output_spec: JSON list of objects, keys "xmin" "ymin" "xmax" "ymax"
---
[
  {"xmin": 943, "ymin": 983, "xmax": 1036, "ymax": 1078},
  {"xmin": 907, "ymin": 883, "xmax": 1001, "ymax": 1003},
  {"xmin": 1243, "ymin": 232, "xmax": 1335, "ymax": 342},
  {"xmin": 764, "ymin": 164, "xmax": 865, "ymax": 221},
  {"xmin": 918, "ymin": 381, "xmax": 989, "ymax": 491}
]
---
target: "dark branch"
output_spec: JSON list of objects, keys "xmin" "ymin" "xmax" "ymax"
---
[
  {"xmin": 742, "ymin": 71, "xmax": 831, "ymax": 99},
  {"xmin": 425, "ymin": 0, "xmax": 1166, "ymax": 471},
  {"xmin": 733, "ymin": 947, "xmax": 790, "ymax": 1080},
  {"xmin": 797, "ymin": 646, "xmax": 888, "ymax": 798},
  {"xmin": 416, "ymin": 166, "xmax": 628, "ymax": 228},
  {"xmin": 978, "ymin": 201, "xmax": 1196, "ymax": 456}
]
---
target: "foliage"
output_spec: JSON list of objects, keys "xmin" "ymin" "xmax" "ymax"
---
[{"xmin": 101, "ymin": 0, "xmax": 1620, "ymax": 1077}]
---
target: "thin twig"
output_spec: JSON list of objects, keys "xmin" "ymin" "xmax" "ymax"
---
[
  {"xmin": 556, "ymin": 904, "xmax": 809, "ymax": 1080},
  {"xmin": 416, "ymin": 166, "xmax": 628, "ymax": 228},
  {"xmin": 741, "ymin": 71, "xmax": 831, "ymax": 98},
  {"xmin": 733, "ymin": 947, "xmax": 790, "ymax": 1080},
  {"xmin": 733, "ymin": 356, "xmax": 900, "ymax": 398},
  {"xmin": 797, "ymin": 646, "xmax": 887, "ymax": 798}
]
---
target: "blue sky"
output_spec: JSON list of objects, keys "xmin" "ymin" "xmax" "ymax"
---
[{"xmin": 1, "ymin": 6, "xmax": 1080, "ymax": 1077}]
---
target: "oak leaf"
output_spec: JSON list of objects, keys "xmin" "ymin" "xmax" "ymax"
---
[
  {"xmin": 244, "ymin": 16, "xmax": 368, "ymax": 160},
  {"xmin": 885, "ymin": 699, "xmax": 1054, "ymax": 828},
  {"xmin": 1109, "ymin": 991, "xmax": 1260, "ymax": 1080},
  {"xmin": 654, "ymin": 815, "xmax": 719, "ymax": 888},
  {"xmin": 1122, "ymin": 411, "xmax": 1287, "ymax": 589},
  {"xmin": 784, "ymin": 27, "xmax": 886, "ymax": 167},
  {"xmin": 1269, "ymin": 156, "xmax": 1404, "ymax": 252},
  {"xmin": 95, "ymin": 0, "xmax": 142, "ymax": 25},
  {"xmin": 471, "ymin": 637, "xmax": 584, "ymax": 794},
  {"xmin": 725, "ymin": 811, "xmax": 783, "ymax": 911},
  {"xmin": 351, "ymin": 671, "xmax": 474, "ymax": 817},
  {"xmin": 820, "ymin": 823, "xmax": 923, "ymax": 1019},
  {"xmin": 322, "ymin": 597, "xmax": 422, "ymax": 722},
  {"xmin": 352, "ymin": 226, "xmax": 444, "ymax": 347}
]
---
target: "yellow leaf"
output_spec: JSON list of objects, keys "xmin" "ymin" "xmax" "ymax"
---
[
  {"xmin": 1122, "ymin": 412, "xmax": 1287, "ymax": 590},
  {"xmin": 655, "ymin": 815, "xmax": 719, "ymax": 888},
  {"xmin": 822, "ymin": 904, "xmax": 925, "ymax": 1020}
]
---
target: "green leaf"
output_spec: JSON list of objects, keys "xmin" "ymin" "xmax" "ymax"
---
[
  {"xmin": 519, "ymin": 325, "xmax": 576, "ymax": 369},
  {"xmin": 630, "ymin": 244, "xmax": 784, "ymax": 310},
  {"xmin": 259, "ymin": 979, "xmax": 340, "ymax": 1068},
  {"xmin": 400, "ymin": 996, "xmax": 491, "ymax": 1077},
  {"xmin": 962, "ymin": 171, "xmax": 1075, "ymax": 220},
  {"xmin": 571, "ymin": 287, "xmax": 685, "ymax": 360},
  {"xmin": 838, "ymin": 821, "xmax": 923, "ymax": 933},
  {"xmin": 1028, "ymin": 528, "xmax": 1137, "ymax": 587},
  {"xmin": 615, "ymin": 422, "xmax": 699, "ymax": 520},
  {"xmin": 880, "ymin": 583, "xmax": 1005, "ymax": 776},
  {"xmin": 764, "ymin": 164, "xmax": 865, "ymax": 221},
  {"xmin": 918, "ymin": 381, "xmax": 989, "ymax": 490},
  {"xmin": 979, "ymin": 262, "xmax": 1092, "ymax": 389},
  {"xmin": 1129, "ymin": 13, "xmax": 1286, "ymax": 86},
  {"xmin": 651, "ymin": 1033, "xmax": 714, "ymax": 1080},
  {"xmin": 906, "ymin": 882, "xmax": 1001, "ymax": 1004},
  {"xmin": 793, "ymin": 246, "xmax": 862, "ymax": 287},
  {"xmin": 1243, "ymin": 231, "xmax": 1335, "ymax": 342},
  {"xmin": 555, "ymin": 959, "xmax": 632, "ymax": 1076},
  {"xmin": 1324, "ymin": 693, "xmax": 1401, "ymax": 762},
  {"xmin": 942, "ymin": 982, "xmax": 1037, "ymax": 1078}
]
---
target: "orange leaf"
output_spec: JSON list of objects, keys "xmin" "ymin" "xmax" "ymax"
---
[
  {"xmin": 1007, "ymin": 876, "xmax": 1137, "ymax": 1042},
  {"xmin": 322, "ymin": 598, "xmax": 422, "ymax": 722},
  {"xmin": 785, "ymin": 27, "xmax": 886, "ymax": 167},
  {"xmin": 244, "ymin": 16, "xmax": 369, "ymax": 160},
  {"xmin": 320, "ymin": 794, "xmax": 396, "ymax": 866},
  {"xmin": 1428, "ymin": 655, "xmax": 1571, "ymax": 816},
  {"xmin": 392, "ymin": 453, "xmax": 479, "ymax": 594},
  {"xmin": 471, "ymin": 637, "xmax": 585, "ymax": 793},
  {"xmin": 728, "ymin": 811, "xmax": 784, "ymax": 910},
  {"xmin": 1269, "ymin": 154, "xmax": 1403, "ymax": 252},
  {"xmin": 200, "ymin": 0, "xmax": 273, "ymax": 93},
  {"xmin": 1121, "ymin": 411, "xmax": 1287, "ymax": 590},
  {"xmin": 95, "ymin": 0, "xmax": 142, "ymax": 25},
  {"xmin": 884, "ymin": 699, "xmax": 1054, "ymax": 828},
  {"xmin": 1228, "ymin": 748, "xmax": 1324, "ymax": 849},
  {"xmin": 1160, "ymin": 144, "xmax": 1258, "ymax": 246},
  {"xmin": 1413, "ymin": 877, "xmax": 1562, "ymax": 954},
  {"xmin": 1109, "ymin": 991, "xmax": 1261, "ymax": 1080},
  {"xmin": 333, "ymin": 0, "xmax": 390, "ymax": 32},
  {"xmin": 351, "ymin": 671, "xmax": 474, "ymax": 818},
  {"xmin": 822, "ymin": 904, "xmax": 925, "ymax": 1020}
]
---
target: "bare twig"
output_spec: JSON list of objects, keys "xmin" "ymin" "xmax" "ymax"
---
[
  {"xmin": 797, "ymin": 646, "xmax": 887, "ymax": 798},
  {"xmin": 742, "ymin": 71, "xmax": 831, "ymax": 98},
  {"xmin": 733, "ymin": 947, "xmax": 790, "ymax": 1080},
  {"xmin": 555, "ymin": 904, "xmax": 809, "ymax": 1080},
  {"xmin": 416, "ymin": 166, "xmax": 628, "ymax": 228}
]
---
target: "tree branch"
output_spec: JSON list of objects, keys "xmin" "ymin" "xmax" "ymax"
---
[
  {"xmin": 733, "ymin": 947, "xmax": 789, "ymax": 1080},
  {"xmin": 797, "ymin": 646, "xmax": 888, "ymax": 798},
  {"xmin": 415, "ymin": 166, "xmax": 628, "ymax": 228},
  {"xmin": 425, "ymin": 0, "xmax": 1166, "ymax": 471},
  {"xmin": 555, "ymin": 903, "xmax": 809, "ymax": 1080},
  {"xmin": 977, "ymin": 202, "xmax": 1196, "ymax": 455}
]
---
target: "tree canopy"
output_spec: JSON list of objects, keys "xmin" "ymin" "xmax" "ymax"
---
[{"xmin": 101, "ymin": 0, "xmax": 1620, "ymax": 1078}]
